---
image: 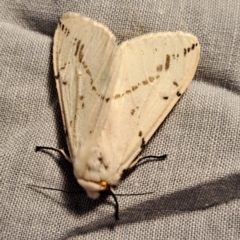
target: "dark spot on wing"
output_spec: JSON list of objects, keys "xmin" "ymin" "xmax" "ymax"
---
[
  {"xmin": 114, "ymin": 94, "xmax": 121, "ymax": 99},
  {"xmin": 89, "ymin": 131, "xmax": 92, "ymax": 134},
  {"xmin": 156, "ymin": 75, "xmax": 160, "ymax": 79},
  {"xmin": 184, "ymin": 48, "xmax": 187, "ymax": 56},
  {"xmin": 62, "ymin": 24, "xmax": 65, "ymax": 31},
  {"xmin": 132, "ymin": 86, "xmax": 138, "ymax": 91},
  {"xmin": 165, "ymin": 55, "xmax": 170, "ymax": 70},
  {"xmin": 59, "ymin": 21, "xmax": 62, "ymax": 27},
  {"xmin": 149, "ymin": 76, "xmax": 155, "ymax": 82},
  {"xmin": 191, "ymin": 44, "xmax": 195, "ymax": 50},
  {"xmin": 139, "ymin": 131, "xmax": 142, "ymax": 137},
  {"xmin": 98, "ymin": 157, "xmax": 103, "ymax": 163},
  {"xmin": 106, "ymin": 98, "xmax": 110, "ymax": 102},
  {"xmin": 82, "ymin": 103, "xmax": 84, "ymax": 109},
  {"xmin": 131, "ymin": 109, "xmax": 135, "ymax": 115},
  {"xmin": 86, "ymin": 69, "xmax": 92, "ymax": 77},
  {"xmin": 157, "ymin": 65, "xmax": 163, "ymax": 72},
  {"xmin": 90, "ymin": 79, "xmax": 93, "ymax": 85},
  {"xmin": 79, "ymin": 44, "xmax": 84, "ymax": 63},
  {"xmin": 173, "ymin": 81, "xmax": 178, "ymax": 87},
  {"xmin": 142, "ymin": 80, "xmax": 148, "ymax": 85},
  {"xmin": 82, "ymin": 61, "xmax": 88, "ymax": 69},
  {"xmin": 70, "ymin": 120, "xmax": 72, "ymax": 126},
  {"xmin": 55, "ymin": 73, "xmax": 59, "ymax": 80},
  {"xmin": 79, "ymin": 96, "xmax": 84, "ymax": 100},
  {"xmin": 177, "ymin": 91, "xmax": 181, "ymax": 97},
  {"xmin": 141, "ymin": 138, "xmax": 145, "ymax": 149},
  {"xmin": 66, "ymin": 30, "xmax": 70, "ymax": 36},
  {"xmin": 195, "ymin": 43, "xmax": 198, "ymax": 47},
  {"xmin": 62, "ymin": 81, "xmax": 67, "ymax": 85},
  {"xmin": 60, "ymin": 63, "xmax": 66, "ymax": 71},
  {"xmin": 188, "ymin": 48, "xmax": 190, "ymax": 52},
  {"xmin": 74, "ymin": 40, "xmax": 81, "ymax": 56},
  {"xmin": 177, "ymin": 54, "xmax": 179, "ymax": 58},
  {"xmin": 92, "ymin": 86, "xmax": 96, "ymax": 91},
  {"xmin": 163, "ymin": 96, "xmax": 168, "ymax": 100},
  {"xmin": 101, "ymin": 95, "xmax": 105, "ymax": 100},
  {"xmin": 126, "ymin": 90, "xmax": 131, "ymax": 94}
]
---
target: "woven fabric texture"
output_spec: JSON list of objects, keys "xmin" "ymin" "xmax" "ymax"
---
[{"xmin": 1, "ymin": 0, "xmax": 239, "ymax": 239}]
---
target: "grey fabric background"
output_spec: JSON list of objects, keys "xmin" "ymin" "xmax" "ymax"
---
[{"xmin": 1, "ymin": 0, "xmax": 239, "ymax": 239}]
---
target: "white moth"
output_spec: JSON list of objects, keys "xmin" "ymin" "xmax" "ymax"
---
[{"xmin": 52, "ymin": 12, "xmax": 200, "ymax": 200}]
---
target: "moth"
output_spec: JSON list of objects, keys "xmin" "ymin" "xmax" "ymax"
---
[{"xmin": 37, "ymin": 12, "xmax": 200, "ymax": 219}]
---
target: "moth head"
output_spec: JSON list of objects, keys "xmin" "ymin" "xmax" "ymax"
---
[{"xmin": 73, "ymin": 140, "xmax": 122, "ymax": 199}]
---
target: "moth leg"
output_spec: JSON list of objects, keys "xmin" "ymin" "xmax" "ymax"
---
[{"xmin": 35, "ymin": 146, "xmax": 72, "ymax": 163}]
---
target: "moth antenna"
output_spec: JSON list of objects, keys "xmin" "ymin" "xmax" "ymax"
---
[
  {"xmin": 35, "ymin": 146, "xmax": 71, "ymax": 163},
  {"xmin": 137, "ymin": 154, "xmax": 167, "ymax": 164},
  {"xmin": 109, "ymin": 187, "xmax": 119, "ymax": 220},
  {"xmin": 27, "ymin": 184, "xmax": 85, "ymax": 194},
  {"xmin": 129, "ymin": 154, "xmax": 167, "ymax": 168},
  {"xmin": 115, "ymin": 191, "xmax": 154, "ymax": 196}
]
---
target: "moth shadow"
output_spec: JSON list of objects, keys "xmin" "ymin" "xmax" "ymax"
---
[
  {"xmin": 36, "ymin": 148, "xmax": 113, "ymax": 217},
  {"xmin": 60, "ymin": 173, "xmax": 240, "ymax": 238},
  {"xmin": 195, "ymin": 67, "xmax": 240, "ymax": 95}
]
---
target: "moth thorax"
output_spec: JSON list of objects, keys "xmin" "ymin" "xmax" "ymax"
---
[{"xmin": 73, "ymin": 140, "xmax": 122, "ymax": 190}]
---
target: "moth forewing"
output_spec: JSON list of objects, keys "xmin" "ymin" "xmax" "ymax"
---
[{"xmin": 52, "ymin": 12, "xmax": 200, "ymax": 202}]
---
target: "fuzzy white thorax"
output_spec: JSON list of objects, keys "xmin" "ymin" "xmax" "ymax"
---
[{"xmin": 72, "ymin": 140, "xmax": 123, "ymax": 199}]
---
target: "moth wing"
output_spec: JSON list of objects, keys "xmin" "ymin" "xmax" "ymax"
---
[
  {"xmin": 53, "ymin": 12, "xmax": 117, "ymax": 159},
  {"xmin": 99, "ymin": 32, "xmax": 200, "ymax": 170}
]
